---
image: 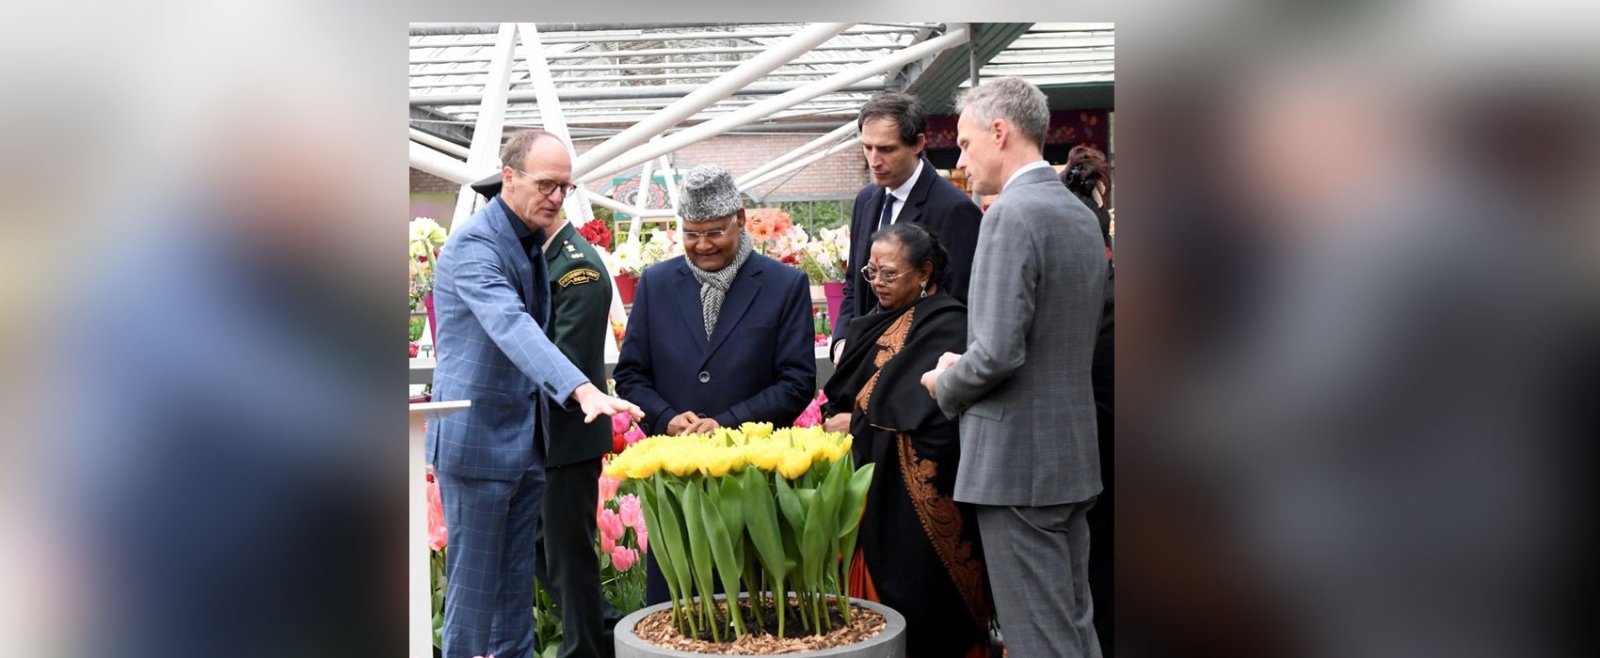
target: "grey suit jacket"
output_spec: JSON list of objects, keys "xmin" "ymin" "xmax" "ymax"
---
[{"xmin": 936, "ymin": 166, "xmax": 1108, "ymax": 506}]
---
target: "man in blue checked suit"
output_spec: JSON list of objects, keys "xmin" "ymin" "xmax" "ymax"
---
[{"xmin": 428, "ymin": 130, "xmax": 643, "ymax": 658}]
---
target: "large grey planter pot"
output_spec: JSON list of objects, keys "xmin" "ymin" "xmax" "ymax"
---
[{"xmin": 615, "ymin": 597, "xmax": 905, "ymax": 658}]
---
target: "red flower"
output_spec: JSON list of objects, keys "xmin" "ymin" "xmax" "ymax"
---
[
  {"xmin": 409, "ymin": 342, "xmax": 419, "ymax": 358},
  {"xmin": 578, "ymin": 219, "xmax": 612, "ymax": 248}
]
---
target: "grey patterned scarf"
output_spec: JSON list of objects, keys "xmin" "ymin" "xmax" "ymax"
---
[{"xmin": 685, "ymin": 231, "xmax": 754, "ymax": 338}]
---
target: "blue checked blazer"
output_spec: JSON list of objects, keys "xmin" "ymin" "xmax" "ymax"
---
[{"xmin": 426, "ymin": 199, "xmax": 590, "ymax": 481}]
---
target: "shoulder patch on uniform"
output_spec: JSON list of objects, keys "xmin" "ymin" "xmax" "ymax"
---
[{"xmin": 558, "ymin": 268, "xmax": 601, "ymax": 288}]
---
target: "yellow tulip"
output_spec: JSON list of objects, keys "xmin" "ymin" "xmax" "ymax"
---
[
  {"xmin": 778, "ymin": 449, "xmax": 812, "ymax": 480},
  {"xmin": 740, "ymin": 422, "xmax": 774, "ymax": 438},
  {"xmin": 622, "ymin": 452, "xmax": 662, "ymax": 479},
  {"xmin": 746, "ymin": 443, "xmax": 784, "ymax": 471},
  {"xmin": 701, "ymin": 448, "xmax": 736, "ymax": 478},
  {"xmin": 662, "ymin": 447, "xmax": 697, "ymax": 477}
]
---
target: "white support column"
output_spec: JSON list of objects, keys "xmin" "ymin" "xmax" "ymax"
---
[
  {"xmin": 741, "ymin": 137, "xmax": 861, "ymax": 193},
  {"xmin": 735, "ymin": 121, "xmax": 858, "ymax": 187},
  {"xmin": 571, "ymin": 22, "xmax": 853, "ymax": 180},
  {"xmin": 452, "ymin": 23, "xmax": 519, "ymax": 227},
  {"xmin": 628, "ymin": 154, "xmax": 655, "ymax": 245},
  {"xmin": 658, "ymin": 152, "xmax": 682, "ymax": 238},
  {"xmin": 579, "ymin": 26, "xmax": 969, "ymax": 185},
  {"xmin": 515, "ymin": 23, "xmax": 594, "ymax": 225}
]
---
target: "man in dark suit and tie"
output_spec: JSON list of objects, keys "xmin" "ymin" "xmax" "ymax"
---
[
  {"xmin": 922, "ymin": 77, "xmax": 1109, "ymax": 658},
  {"xmin": 831, "ymin": 92, "xmax": 981, "ymax": 362},
  {"xmin": 430, "ymin": 130, "xmax": 642, "ymax": 658},
  {"xmin": 613, "ymin": 164, "xmax": 817, "ymax": 605}
]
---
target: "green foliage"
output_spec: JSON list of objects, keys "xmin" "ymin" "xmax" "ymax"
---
[{"xmin": 778, "ymin": 200, "xmax": 849, "ymax": 233}]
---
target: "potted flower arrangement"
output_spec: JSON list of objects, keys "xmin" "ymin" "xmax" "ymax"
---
[
  {"xmin": 603, "ymin": 230, "xmax": 682, "ymax": 305},
  {"xmin": 604, "ymin": 424, "xmax": 905, "ymax": 656},
  {"xmin": 799, "ymin": 227, "xmax": 850, "ymax": 325},
  {"xmin": 744, "ymin": 208, "xmax": 809, "ymax": 264},
  {"xmin": 410, "ymin": 217, "xmax": 449, "ymax": 343}
]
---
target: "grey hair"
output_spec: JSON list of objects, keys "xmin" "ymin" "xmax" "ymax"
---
[{"xmin": 956, "ymin": 76, "xmax": 1050, "ymax": 148}]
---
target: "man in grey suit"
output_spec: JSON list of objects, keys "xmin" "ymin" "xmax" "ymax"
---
[{"xmin": 922, "ymin": 77, "xmax": 1109, "ymax": 658}]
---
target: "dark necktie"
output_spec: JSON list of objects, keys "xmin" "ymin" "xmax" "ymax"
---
[{"xmin": 878, "ymin": 190, "xmax": 896, "ymax": 230}]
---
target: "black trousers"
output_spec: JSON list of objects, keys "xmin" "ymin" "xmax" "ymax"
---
[{"xmin": 534, "ymin": 457, "xmax": 623, "ymax": 658}]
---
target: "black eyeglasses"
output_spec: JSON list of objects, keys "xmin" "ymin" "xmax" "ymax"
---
[
  {"xmin": 509, "ymin": 168, "xmax": 577, "ymax": 198},
  {"xmin": 860, "ymin": 264, "xmax": 904, "ymax": 284},
  {"xmin": 681, "ymin": 217, "xmax": 736, "ymax": 242}
]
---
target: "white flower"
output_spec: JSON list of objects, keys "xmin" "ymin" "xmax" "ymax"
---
[{"xmin": 410, "ymin": 217, "xmax": 448, "ymax": 249}]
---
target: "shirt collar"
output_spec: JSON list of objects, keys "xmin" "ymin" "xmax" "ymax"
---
[
  {"xmin": 496, "ymin": 196, "xmax": 535, "ymax": 242},
  {"xmin": 886, "ymin": 158, "xmax": 924, "ymax": 202},
  {"xmin": 1003, "ymin": 160, "xmax": 1053, "ymax": 192}
]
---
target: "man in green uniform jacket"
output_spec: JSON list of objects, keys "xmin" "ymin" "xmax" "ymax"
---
[{"xmin": 474, "ymin": 174, "xmax": 622, "ymax": 658}]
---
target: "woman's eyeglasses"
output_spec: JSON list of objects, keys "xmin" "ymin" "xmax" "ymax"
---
[{"xmin": 859, "ymin": 265, "xmax": 903, "ymax": 284}]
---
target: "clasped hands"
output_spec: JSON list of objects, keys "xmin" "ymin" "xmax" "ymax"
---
[
  {"xmin": 919, "ymin": 351, "xmax": 962, "ymax": 398},
  {"xmin": 667, "ymin": 410, "xmax": 722, "ymax": 436}
]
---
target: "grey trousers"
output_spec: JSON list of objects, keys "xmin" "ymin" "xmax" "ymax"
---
[{"xmin": 976, "ymin": 499, "xmax": 1100, "ymax": 658}]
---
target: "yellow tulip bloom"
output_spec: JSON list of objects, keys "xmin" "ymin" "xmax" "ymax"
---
[{"xmin": 778, "ymin": 449, "xmax": 812, "ymax": 480}]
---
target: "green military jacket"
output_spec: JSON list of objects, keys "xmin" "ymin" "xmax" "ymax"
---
[{"xmin": 543, "ymin": 221, "xmax": 615, "ymax": 467}]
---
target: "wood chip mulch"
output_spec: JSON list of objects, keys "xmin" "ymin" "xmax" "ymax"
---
[{"xmin": 633, "ymin": 599, "xmax": 887, "ymax": 655}]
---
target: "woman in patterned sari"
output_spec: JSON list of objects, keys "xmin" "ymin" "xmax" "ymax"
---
[{"xmin": 822, "ymin": 223, "xmax": 993, "ymax": 658}]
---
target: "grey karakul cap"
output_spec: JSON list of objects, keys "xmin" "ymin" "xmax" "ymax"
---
[{"xmin": 678, "ymin": 164, "xmax": 743, "ymax": 221}]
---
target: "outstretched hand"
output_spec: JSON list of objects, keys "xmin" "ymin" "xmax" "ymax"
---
[{"xmin": 574, "ymin": 382, "xmax": 644, "ymax": 424}]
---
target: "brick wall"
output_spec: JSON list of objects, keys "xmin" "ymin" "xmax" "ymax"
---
[{"xmin": 410, "ymin": 168, "xmax": 459, "ymax": 194}]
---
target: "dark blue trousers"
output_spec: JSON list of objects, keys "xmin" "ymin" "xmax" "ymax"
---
[{"xmin": 437, "ymin": 467, "xmax": 546, "ymax": 658}]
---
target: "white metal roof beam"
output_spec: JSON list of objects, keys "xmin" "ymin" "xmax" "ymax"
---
[
  {"xmin": 450, "ymin": 24, "xmax": 519, "ymax": 226},
  {"xmin": 735, "ymin": 121, "xmax": 857, "ymax": 187},
  {"xmin": 514, "ymin": 23, "xmax": 594, "ymax": 225},
  {"xmin": 741, "ymin": 136, "xmax": 862, "ymax": 194},
  {"xmin": 569, "ymin": 22, "xmax": 854, "ymax": 177},
  {"xmin": 413, "ymin": 81, "xmax": 884, "ymax": 105},
  {"xmin": 412, "ymin": 59, "xmax": 872, "ymax": 77},
  {"xmin": 1006, "ymin": 35, "xmax": 1114, "ymax": 49},
  {"xmin": 537, "ymin": 25, "xmax": 919, "ymax": 43},
  {"xmin": 545, "ymin": 57, "xmax": 875, "ymax": 71},
  {"xmin": 411, "ymin": 22, "xmax": 764, "ymax": 36},
  {"xmin": 411, "ymin": 139, "xmax": 478, "ymax": 184},
  {"xmin": 579, "ymin": 26, "xmax": 968, "ymax": 184},
  {"xmin": 543, "ymin": 43, "xmax": 896, "ymax": 59},
  {"xmin": 989, "ymin": 48, "xmax": 1116, "ymax": 65}
]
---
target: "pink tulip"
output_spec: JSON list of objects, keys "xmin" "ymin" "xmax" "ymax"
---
[
  {"xmin": 637, "ymin": 526, "xmax": 649, "ymax": 554},
  {"xmin": 597, "ymin": 473, "xmax": 620, "ymax": 504},
  {"xmin": 623, "ymin": 426, "xmax": 646, "ymax": 446},
  {"xmin": 611, "ymin": 412, "xmax": 632, "ymax": 435},
  {"xmin": 617, "ymin": 494, "xmax": 644, "ymax": 531},
  {"xmin": 600, "ymin": 531, "xmax": 616, "ymax": 554},
  {"xmin": 598, "ymin": 508, "xmax": 625, "ymax": 542},
  {"xmin": 792, "ymin": 390, "xmax": 828, "ymax": 428},
  {"xmin": 426, "ymin": 473, "xmax": 447, "ymax": 551},
  {"xmin": 611, "ymin": 546, "xmax": 638, "ymax": 572}
]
